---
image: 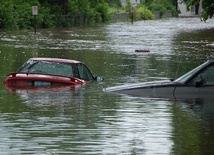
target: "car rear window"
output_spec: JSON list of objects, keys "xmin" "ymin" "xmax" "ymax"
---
[{"xmin": 18, "ymin": 60, "xmax": 74, "ymax": 77}]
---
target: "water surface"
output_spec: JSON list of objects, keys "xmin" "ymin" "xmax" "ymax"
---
[{"xmin": 0, "ymin": 18, "xmax": 214, "ymax": 154}]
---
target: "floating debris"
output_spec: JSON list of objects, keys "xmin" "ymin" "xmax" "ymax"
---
[{"xmin": 135, "ymin": 49, "xmax": 150, "ymax": 52}]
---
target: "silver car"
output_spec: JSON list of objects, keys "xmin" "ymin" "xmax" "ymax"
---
[{"xmin": 106, "ymin": 60, "xmax": 214, "ymax": 100}]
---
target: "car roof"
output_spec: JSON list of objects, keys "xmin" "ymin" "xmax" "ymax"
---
[{"xmin": 29, "ymin": 58, "xmax": 82, "ymax": 64}]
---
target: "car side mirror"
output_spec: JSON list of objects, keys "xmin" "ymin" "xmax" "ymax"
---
[
  {"xmin": 195, "ymin": 80, "xmax": 203, "ymax": 87},
  {"xmin": 94, "ymin": 76, "xmax": 104, "ymax": 82}
]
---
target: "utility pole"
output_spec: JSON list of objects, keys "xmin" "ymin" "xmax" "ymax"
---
[
  {"xmin": 32, "ymin": 6, "xmax": 38, "ymax": 34},
  {"xmin": 130, "ymin": 7, "xmax": 134, "ymax": 24}
]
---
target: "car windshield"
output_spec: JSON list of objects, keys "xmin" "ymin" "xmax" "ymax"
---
[
  {"xmin": 17, "ymin": 60, "xmax": 95, "ymax": 81},
  {"xmin": 174, "ymin": 62, "xmax": 207, "ymax": 84}
]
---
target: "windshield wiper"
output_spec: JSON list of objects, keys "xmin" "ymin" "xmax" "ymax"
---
[{"xmin": 26, "ymin": 61, "xmax": 39, "ymax": 71}]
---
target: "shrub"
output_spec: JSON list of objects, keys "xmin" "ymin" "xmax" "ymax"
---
[
  {"xmin": 149, "ymin": 0, "xmax": 178, "ymax": 17},
  {"xmin": 0, "ymin": 0, "xmax": 17, "ymax": 29},
  {"xmin": 136, "ymin": 6, "xmax": 155, "ymax": 20},
  {"xmin": 149, "ymin": 3, "xmax": 167, "ymax": 17}
]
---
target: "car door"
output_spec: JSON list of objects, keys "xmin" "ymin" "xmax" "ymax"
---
[
  {"xmin": 174, "ymin": 84, "xmax": 201, "ymax": 99},
  {"xmin": 77, "ymin": 64, "xmax": 94, "ymax": 81},
  {"xmin": 175, "ymin": 64, "xmax": 214, "ymax": 99}
]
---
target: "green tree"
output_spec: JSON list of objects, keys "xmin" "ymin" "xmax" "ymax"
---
[
  {"xmin": 184, "ymin": 0, "xmax": 214, "ymax": 21},
  {"xmin": 14, "ymin": 0, "xmax": 40, "ymax": 29},
  {"xmin": 149, "ymin": 0, "xmax": 177, "ymax": 17},
  {"xmin": 1, "ymin": 0, "xmax": 153, "ymax": 29},
  {"xmin": 136, "ymin": 5, "xmax": 155, "ymax": 20},
  {"xmin": 0, "ymin": 0, "xmax": 17, "ymax": 29}
]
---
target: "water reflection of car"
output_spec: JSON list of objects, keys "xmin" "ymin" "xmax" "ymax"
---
[
  {"xmin": 4, "ymin": 58, "xmax": 103, "ymax": 88},
  {"xmin": 106, "ymin": 60, "xmax": 214, "ymax": 100},
  {"xmin": 8, "ymin": 85, "xmax": 83, "ymax": 106}
]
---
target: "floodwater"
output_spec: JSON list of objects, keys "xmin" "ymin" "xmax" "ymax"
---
[{"xmin": 0, "ymin": 18, "xmax": 214, "ymax": 154}]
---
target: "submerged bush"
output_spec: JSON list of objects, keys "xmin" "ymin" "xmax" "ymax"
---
[{"xmin": 136, "ymin": 6, "xmax": 155, "ymax": 20}]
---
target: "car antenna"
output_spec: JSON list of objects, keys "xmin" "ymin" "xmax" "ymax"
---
[{"xmin": 174, "ymin": 61, "xmax": 181, "ymax": 79}]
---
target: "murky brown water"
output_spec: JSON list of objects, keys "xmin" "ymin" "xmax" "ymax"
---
[{"xmin": 0, "ymin": 18, "xmax": 214, "ymax": 154}]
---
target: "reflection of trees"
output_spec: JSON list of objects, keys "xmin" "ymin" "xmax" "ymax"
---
[
  {"xmin": 172, "ymin": 28, "xmax": 214, "ymax": 58},
  {"xmin": 171, "ymin": 100, "xmax": 214, "ymax": 154},
  {"xmin": 170, "ymin": 28, "xmax": 214, "ymax": 78}
]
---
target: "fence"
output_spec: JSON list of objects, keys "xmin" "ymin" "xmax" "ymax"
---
[{"xmin": 113, "ymin": 12, "xmax": 129, "ymax": 22}]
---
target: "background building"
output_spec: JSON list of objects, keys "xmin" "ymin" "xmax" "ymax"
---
[
  {"xmin": 177, "ymin": 0, "xmax": 202, "ymax": 17},
  {"xmin": 121, "ymin": 0, "xmax": 141, "ymax": 8}
]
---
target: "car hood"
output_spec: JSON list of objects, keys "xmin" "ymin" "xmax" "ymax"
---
[{"xmin": 105, "ymin": 80, "xmax": 175, "ymax": 92}]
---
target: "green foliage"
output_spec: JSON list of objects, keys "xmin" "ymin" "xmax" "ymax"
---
[
  {"xmin": 125, "ymin": 1, "xmax": 132, "ymax": 12},
  {"xmin": 38, "ymin": 6, "xmax": 56, "ymax": 28},
  {"xmin": 0, "ymin": 0, "xmax": 115, "ymax": 29},
  {"xmin": 136, "ymin": 6, "xmax": 155, "ymax": 20},
  {"xmin": 0, "ymin": 0, "xmax": 17, "ymax": 29},
  {"xmin": 67, "ymin": 0, "xmax": 111, "ymax": 26},
  {"xmin": 150, "ymin": 3, "xmax": 167, "ymax": 17},
  {"xmin": 0, "ymin": 0, "xmax": 183, "ymax": 29},
  {"xmin": 185, "ymin": 0, "xmax": 214, "ymax": 21},
  {"xmin": 107, "ymin": 0, "xmax": 121, "ymax": 7},
  {"xmin": 15, "ymin": 3, "xmax": 32, "ymax": 29},
  {"xmin": 95, "ymin": 2, "xmax": 111, "ymax": 22},
  {"xmin": 149, "ymin": 0, "xmax": 176, "ymax": 17}
]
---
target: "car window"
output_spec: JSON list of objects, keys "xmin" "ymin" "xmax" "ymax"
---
[
  {"xmin": 77, "ymin": 64, "xmax": 94, "ymax": 81},
  {"xmin": 188, "ymin": 65, "xmax": 214, "ymax": 85},
  {"xmin": 174, "ymin": 62, "xmax": 205, "ymax": 84}
]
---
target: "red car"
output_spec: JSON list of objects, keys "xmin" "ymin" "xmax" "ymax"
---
[{"xmin": 4, "ymin": 58, "xmax": 103, "ymax": 88}]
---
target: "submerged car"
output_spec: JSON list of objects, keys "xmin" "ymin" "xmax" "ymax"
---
[
  {"xmin": 106, "ymin": 60, "xmax": 214, "ymax": 100},
  {"xmin": 4, "ymin": 58, "xmax": 103, "ymax": 88}
]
